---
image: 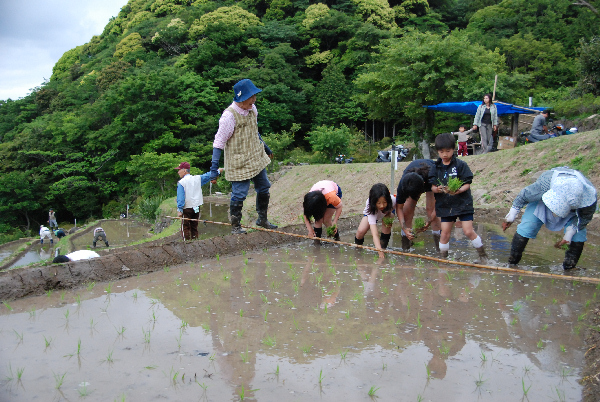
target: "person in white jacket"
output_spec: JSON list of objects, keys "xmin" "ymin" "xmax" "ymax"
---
[
  {"xmin": 53, "ymin": 249, "xmax": 100, "ymax": 263},
  {"xmin": 39, "ymin": 225, "xmax": 53, "ymax": 244}
]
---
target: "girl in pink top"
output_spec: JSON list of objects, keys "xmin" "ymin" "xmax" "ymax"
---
[
  {"xmin": 303, "ymin": 180, "xmax": 343, "ymax": 242},
  {"xmin": 355, "ymin": 183, "xmax": 397, "ymax": 258}
]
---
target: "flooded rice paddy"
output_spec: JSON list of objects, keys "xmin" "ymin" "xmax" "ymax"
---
[
  {"xmin": 70, "ymin": 220, "xmax": 153, "ymax": 251},
  {"xmin": 1, "ymin": 225, "xmax": 597, "ymax": 401}
]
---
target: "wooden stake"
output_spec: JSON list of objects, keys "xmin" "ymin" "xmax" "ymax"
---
[{"xmin": 492, "ymin": 75, "xmax": 498, "ymax": 101}]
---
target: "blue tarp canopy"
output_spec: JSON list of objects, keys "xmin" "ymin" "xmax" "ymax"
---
[{"xmin": 425, "ymin": 101, "xmax": 545, "ymax": 116}]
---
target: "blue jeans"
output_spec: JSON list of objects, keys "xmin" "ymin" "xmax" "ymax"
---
[
  {"xmin": 231, "ymin": 168, "xmax": 271, "ymax": 202},
  {"xmin": 516, "ymin": 201, "xmax": 587, "ymax": 242}
]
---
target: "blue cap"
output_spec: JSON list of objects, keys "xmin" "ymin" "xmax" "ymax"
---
[{"xmin": 233, "ymin": 79, "xmax": 262, "ymax": 102}]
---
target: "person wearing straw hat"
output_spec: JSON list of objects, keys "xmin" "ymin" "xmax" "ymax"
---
[
  {"xmin": 175, "ymin": 161, "xmax": 223, "ymax": 240},
  {"xmin": 209, "ymin": 79, "xmax": 277, "ymax": 234},
  {"xmin": 502, "ymin": 167, "xmax": 597, "ymax": 270}
]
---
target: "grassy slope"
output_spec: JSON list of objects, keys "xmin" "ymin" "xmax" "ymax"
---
[{"xmin": 262, "ymin": 130, "xmax": 600, "ymax": 227}]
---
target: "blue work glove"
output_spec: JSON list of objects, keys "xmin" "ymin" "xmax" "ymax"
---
[{"xmin": 210, "ymin": 148, "xmax": 223, "ymax": 181}]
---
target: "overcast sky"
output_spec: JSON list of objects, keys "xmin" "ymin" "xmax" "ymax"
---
[{"xmin": 0, "ymin": 0, "xmax": 128, "ymax": 101}]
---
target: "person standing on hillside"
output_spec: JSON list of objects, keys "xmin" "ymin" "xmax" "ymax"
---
[
  {"xmin": 48, "ymin": 209, "xmax": 57, "ymax": 230},
  {"xmin": 175, "ymin": 161, "xmax": 223, "ymax": 240},
  {"xmin": 209, "ymin": 79, "xmax": 277, "ymax": 234},
  {"xmin": 502, "ymin": 167, "xmax": 597, "ymax": 270},
  {"xmin": 472, "ymin": 94, "xmax": 498, "ymax": 153}
]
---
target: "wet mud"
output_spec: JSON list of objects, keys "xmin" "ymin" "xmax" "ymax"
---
[{"xmin": 0, "ymin": 242, "xmax": 594, "ymax": 401}]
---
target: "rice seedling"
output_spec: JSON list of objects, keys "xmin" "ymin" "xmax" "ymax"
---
[
  {"xmin": 202, "ymin": 323, "xmax": 210, "ymax": 332},
  {"xmin": 53, "ymin": 371, "xmax": 66, "ymax": 389},
  {"xmin": 425, "ymin": 364, "xmax": 432, "ymax": 379},
  {"xmin": 578, "ymin": 313, "xmax": 586, "ymax": 321},
  {"xmin": 326, "ymin": 225, "xmax": 338, "ymax": 237},
  {"xmin": 560, "ymin": 367, "xmax": 573, "ymax": 378},
  {"xmin": 105, "ymin": 349, "xmax": 114, "ymax": 363},
  {"xmin": 213, "ymin": 286, "xmax": 221, "ymax": 296},
  {"xmin": 367, "ymin": 386, "xmax": 380, "ymax": 397},
  {"xmin": 237, "ymin": 329, "xmax": 245, "ymax": 338},
  {"xmin": 260, "ymin": 293, "xmax": 268, "ymax": 303},
  {"xmin": 239, "ymin": 309, "xmax": 244, "ymax": 317},
  {"xmin": 513, "ymin": 302, "xmax": 522, "ymax": 312},
  {"xmin": 222, "ymin": 271, "xmax": 231, "ymax": 281},
  {"xmin": 209, "ymin": 353, "xmax": 216, "ymax": 362},
  {"xmin": 522, "ymin": 377, "xmax": 532, "ymax": 397},
  {"xmin": 345, "ymin": 310, "xmax": 350, "ymax": 319},
  {"xmin": 78, "ymin": 382, "xmax": 90, "ymax": 397},
  {"xmin": 244, "ymin": 258, "xmax": 248, "ymax": 265},
  {"xmin": 163, "ymin": 266, "xmax": 170, "ymax": 272},
  {"xmin": 76, "ymin": 338, "xmax": 82, "ymax": 355},
  {"xmin": 144, "ymin": 365, "xmax": 157, "ymax": 370},
  {"xmin": 238, "ymin": 385, "xmax": 259, "ymax": 401},
  {"xmin": 205, "ymin": 305, "xmax": 211, "ymax": 313},
  {"xmin": 292, "ymin": 314, "xmax": 300, "ymax": 331},
  {"xmin": 542, "ymin": 324, "xmax": 549, "ymax": 331},
  {"xmin": 13, "ymin": 329, "xmax": 23, "ymax": 341},
  {"xmin": 174, "ymin": 278, "xmax": 181, "ymax": 286},
  {"xmin": 413, "ymin": 217, "xmax": 426, "ymax": 231},
  {"xmin": 340, "ymin": 350, "xmax": 348, "ymax": 360},
  {"xmin": 274, "ymin": 365, "xmax": 280, "ymax": 375},
  {"xmin": 16, "ymin": 367, "xmax": 24, "ymax": 380},
  {"xmin": 262, "ymin": 335, "xmax": 276, "ymax": 347},
  {"xmin": 445, "ymin": 272, "xmax": 455, "ymax": 281},
  {"xmin": 439, "ymin": 342, "xmax": 450, "ymax": 356},
  {"xmin": 28, "ymin": 307, "xmax": 36, "ymax": 317},
  {"xmin": 327, "ymin": 327, "xmax": 334, "ymax": 334},
  {"xmin": 44, "ymin": 335, "xmax": 52, "ymax": 348},
  {"xmin": 197, "ymin": 382, "xmax": 208, "ymax": 391},
  {"xmin": 474, "ymin": 372, "xmax": 486, "ymax": 388},
  {"xmin": 105, "ymin": 283, "xmax": 113, "ymax": 294},
  {"xmin": 446, "ymin": 177, "xmax": 464, "ymax": 193},
  {"xmin": 382, "ymin": 217, "xmax": 394, "ymax": 228},
  {"xmin": 382, "ymin": 287, "xmax": 389, "ymax": 295},
  {"xmin": 318, "ymin": 369, "xmax": 325, "ymax": 385},
  {"xmin": 60, "ymin": 291, "xmax": 66, "ymax": 300},
  {"xmin": 525, "ymin": 294, "xmax": 533, "ymax": 301},
  {"xmin": 416, "ymin": 312, "xmax": 422, "ymax": 328},
  {"xmin": 64, "ymin": 309, "xmax": 70, "ymax": 321},
  {"xmin": 560, "ymin": 345, "xmax": 566, "ymax": 352},
  {"xmin": 511, "ymin": 318, "xmax": 517, "ymax": 325},
  {"xmin": 46, "ymin": 289, "xmax": 53, "ymax": 297},
  {"xmin": 301, "ymin": 345, "xmax": 312, "ymax": 354},
  {"xmin": 574, "ymin": 325, "xmax": 581, "ymax": 335},
  {"xmin": 180, "ymin": 320, "xmax": 188, "ymax": 330},
  {"xmin": 364, "ymin": 332, "xmax": 371, "ymax": 341},
  {"xmin": 537, "ymin": 339, "xmax": 544, "ymax": 349},
  {"xmin": 555, "ymin": 387, "xmax": 566, "ymax": 402},
  {"xmin": 240, "ymin": 347, "xmax": 249, "ymax": 363},
  {"xmin": 263, "ymin": 308, "xmax": 269, "ymax": 322},
  {"xmin": 417, "ymin": 395, "xmax": 424, "ymax": 402},
  {"xmin": 3, "ymin": 301, "xmax": 13, "ymax": 311},
  {"xmin": 438, "ymin": 310, "xmax": 443, "ymax": 318},
  {"xmin": 142, "ymin": 328, "xmax": 151, "ymax": 343}
]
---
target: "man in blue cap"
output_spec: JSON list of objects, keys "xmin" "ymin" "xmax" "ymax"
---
[{"xmin": 209, "ymin": 79, "xmax": 277, "ymax": 234}]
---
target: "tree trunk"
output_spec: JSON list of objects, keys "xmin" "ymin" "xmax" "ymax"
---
[{"xmin": 24, "ymin": 210, "xmax": 30, "ymax": 231}]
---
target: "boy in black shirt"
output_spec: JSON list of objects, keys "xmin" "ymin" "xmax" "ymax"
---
[{"xmin": 431, "ymin": 133, "xmax": 488, "ymax": 263}]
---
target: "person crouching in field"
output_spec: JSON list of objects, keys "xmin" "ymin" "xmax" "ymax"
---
[
  {"xmin": 355, "ymin": 183, "xmax": 396, "ymax": 259},
  {"xmin": 502, "ymin": 167, "xmax": 597, "ymax": 270},
  {"xmin": 93, "ymin": 227, "xmax": 109, "ymax": 248},
  {"xmin": 40, "ymin": 225, "xmax": 53, "ymax": 244},
  {"xmin": 395, "ymin": 159, "xmax": 441, "ymax": 251},
  {"xmin": 303, "ymin": 180, "xmax": 343, "ymax": 244},
  {"xmin": 430, "ymin": 133, "xmax": 488, "ymax": 263}
]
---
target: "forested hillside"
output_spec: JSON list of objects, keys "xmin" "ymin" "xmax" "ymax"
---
[{"xmin": 0, "ymin": 0, "xmax": 598, "ymax": 235}]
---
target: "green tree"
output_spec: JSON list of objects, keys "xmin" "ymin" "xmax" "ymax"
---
[
  {"xmin": 307, "ymin": 124, "xmax": 352, "ymax": 161},
  {"xmin": 126, "ymin": 152, "xmax": 197, "ymax": 197},
  {"xmin": 578, "ymin": 36, "xmax": 600, "ymax": 95}
]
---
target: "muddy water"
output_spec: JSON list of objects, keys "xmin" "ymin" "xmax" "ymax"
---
[
  {"xmin": 70, "ymin": 220, "xmax": 152, "ymax": 250},
  {"xmin": 8, "ymin": 243, "xmax": 56, "ymax": 269},
  {"xmin": 0, "ymin": 241, "xmax": 28, "ymax": 264},
  {"xmin": 0, "ymin": 234, "xmax": 596, "ymax": 401}
]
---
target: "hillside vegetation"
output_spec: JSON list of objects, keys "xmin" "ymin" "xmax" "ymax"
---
[{"xmin": 0, "ymin": 0, "xmax": 599, "ymax": 235}]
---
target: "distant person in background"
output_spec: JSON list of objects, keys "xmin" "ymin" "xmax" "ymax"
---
[
  {"xmin": 48, "ymin": 209, "xmax": 57, "ymax": 230},
  {"xmin": 303, "ymin": 180, "xmax": 343, "ymax": 243},
  {"xmin": 209, "ymin": 79, "xmax": 277, "ymax": 234},
  {"xmin": 93, "ymin": 227, "xmax": 109, "ymax": 248},
  {"xmin": 452, "ymin": 125, "xmax": 473, "ymax": 157},
  {"xmin": 39, "ymin": 225, "xmax": 53, "ymax": 244},
  {"xmin": 53, "ymin": 250, "xmax": 100, "ymax": 263},
  {"xmin": 175, "ymin": 161, "xmax": 223, "ymax": 240},
  {"xmin": 472, "ymin": 93, "xmax": 498, "ymax": 153},
  {"xmin": 502, "ymin": 167, "xmax": 597, "ymax": 270},
  {"xmin": 529, "ymin": 110, "xmax": 550, "ymax": 140},
  {"xmin": 54, "ymin": 228, "xmax": 67, "ymax": 239}
]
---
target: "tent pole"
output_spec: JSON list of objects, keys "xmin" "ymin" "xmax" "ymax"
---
[{"xmin": 492, "ymin": 75, "xmax": 498, "ymax": 101}]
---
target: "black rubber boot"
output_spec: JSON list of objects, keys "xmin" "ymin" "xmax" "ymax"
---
[
  {"xmin": 563, "ymin": 241, "xmax": 584, "ymax": 270},
  {"xmin": 40, "ymin": 239, "xmax": 43, "ymax": 244},
  {"xmin": 432, "ymin": 232, "xmax": 441, "ymax": 253},
  {"xmin": 401, "ymin": 235, "xmax": 411, "ymax": 251},
  {"xmin": 380, "ymin": 233, "xmax": 391, "ymax": 249},
  {"xmin": 354, "ymin": 236, "xmax": 364, "ymax": 246},
  {"xmin": 314, "ymin": 227, "xmax": 322, "ymax": 245},
  {"xmin": 475, "ymin": 246, "xmax": 488, "ymax": 264},
  {"xmin": 255, "ymin": 193, "xmax": 277, "ymax": 229},
  {"xmin": 105, "ymin": 241, "xmax": 109, "ymax": 247},
  {"xmin": 50, "ymin": 239, "xmax": 53, "ymax": 244},
  {"xmin": 230, "ymin": 201, "xmax": 246, "ymax": 234},
  {"xmin": 508, "ymin": 233, "xmax": 529, "ymax": 267},
  {"xmin": 93, "ymin": 241, "xmax": 96, "ymax": 248},
  {"xmin": 440, "ymin": 250, "xmax": 449, "ymax": 259}
]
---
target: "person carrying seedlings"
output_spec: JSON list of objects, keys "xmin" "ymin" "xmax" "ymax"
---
[
  {"xmin": 472, "ymin": 93, "xmax": 498, "ymax": 154},
  {"xmin": 39, "ymin": 225, "xmax": 53, "ymax": 244},
  {"xmin": 48, "ymin": 208, "xmax": 58, "ymax": 230},
  {"xmin": 303, "ymin": 180, "xmax": 343, "ymax": 243},
  {"xmin": 53, "ymin": 249, "xmax": 100, "ymax": 263},
  {"xmin": 93, "ymin": 227, "xmax": 109, "ymax": 248},
  {"xmin": 54, "ymin": 228, "xmax": 67, "ymax": 239},
  {"xmin": 355, "ymin": 183, "xmax": 397, "ymax": 258},
  {"xmin": 502, "ymin": 167, "xmax": 597, "ymax": 270},
  {"xmin": 209, "ymin": 79, "xmax": 277, "ymax": 234},
  {"xmin": 175, "ymin": 161, "xmax": 224, "ymax": 241},
  {"xmin": 431, "ymin": 133, "xmax": 488, "ymax": 262},
  {"xmin": 395, "ymin": 159, "xmax": 442, "ymax": 251},
  {"xmin": 451, "ymin": 124, "xmax": 473, "ymax": 157}
]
